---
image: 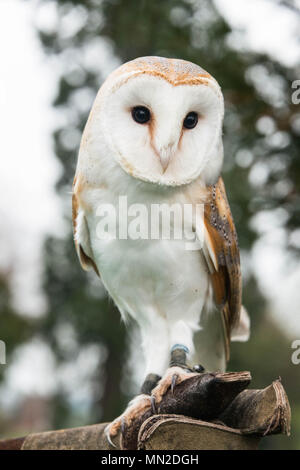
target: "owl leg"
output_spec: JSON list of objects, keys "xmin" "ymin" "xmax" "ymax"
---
[
  {"xmin": 105, "ymin": 315, "xmax": 169, "ymax": 447},
  {"xmin": 150, "ymin": 320, "xmax": 205, "ymax": 405},
  {"xmin": 170, "ymin": 344, "xmax": 205, "ymax": 373},
  {"xmin": 169, "ymin": 343, "xmax": 191, "ymax": 369}
]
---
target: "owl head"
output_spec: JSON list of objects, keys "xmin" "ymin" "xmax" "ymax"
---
[{"xmin": 81, "ymin": 57, "xmax": 224, "ymax": 187}]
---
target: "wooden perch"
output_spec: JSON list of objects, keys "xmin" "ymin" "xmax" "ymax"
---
[{"xmin": 0, "ymin": 374, "xmax": 290, "ymax": 450}]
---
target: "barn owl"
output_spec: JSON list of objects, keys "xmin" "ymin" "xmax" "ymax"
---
[{"xmin": 72, "ymin": 56, "xmax": 249, "ymax": 445}]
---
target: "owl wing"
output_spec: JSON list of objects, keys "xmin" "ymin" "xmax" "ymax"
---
[
  {"xmin": 202, "ymin": 176, "xmax": 242, "ymax": 361},
  {"xmin": 72, "ymin": 175, "xmax": 100, "ymax": 276}
]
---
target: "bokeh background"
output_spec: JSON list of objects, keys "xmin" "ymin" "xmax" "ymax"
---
[{"xmin": 0, "ymin": 0, "xmax": 300, "ymax": 450}]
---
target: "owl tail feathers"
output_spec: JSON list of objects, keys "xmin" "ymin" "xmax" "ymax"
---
[{"xmin": 231, "ymin": 306, "xmax": 250, "ymax": 342}]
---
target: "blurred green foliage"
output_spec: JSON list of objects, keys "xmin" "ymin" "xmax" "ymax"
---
[{"xmin": 0, "ymin": 0, "xmax": 299, "ymax": 449}]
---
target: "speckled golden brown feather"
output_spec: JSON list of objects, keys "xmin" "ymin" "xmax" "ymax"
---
[
  {"xmin": 204, "ymin": 177, "xmax": 242, "ymax": 360},
  {"xmin": 109, "ymin": 56, "xmax": 214, "ymax": 89}
]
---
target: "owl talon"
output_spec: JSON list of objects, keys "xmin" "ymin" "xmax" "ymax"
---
[
  {"xmin": 104, "ymin": 424, "xmax": 117, "ymax": 448},
  {"xmin": 121, "ymin": 416, "xmax": 126, "ymax": 436},
  {"xmin": 171, "ymin": 373, "xmax": 179, "ymax": 394},
  {"xmin": 150, "ymin": 395, "xmax": 157, "ymax": 414}
]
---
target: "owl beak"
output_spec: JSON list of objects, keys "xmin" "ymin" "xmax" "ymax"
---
[
  {"xmin": 159, "ymin": 153, "xmax": 171, "ymax": 172},
  {"xmin": 154, "ymin": 128, "xmax": 179, "ymax": 172},
  {"xmin": 158, "ymin": 143, "xmax": 175, "ymax": 172}
]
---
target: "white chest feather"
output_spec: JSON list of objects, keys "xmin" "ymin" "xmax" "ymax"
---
[{"xmin": 84, "ymin": 183, "xmax": 209, "ymax": 332}]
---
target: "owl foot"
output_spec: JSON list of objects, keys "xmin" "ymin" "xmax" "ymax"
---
[
  {"xmin": 104, "ymin": 394, "xmax": 152, "ymax": 448},
  {"xmin": 151, "ymin": 366, "xmax": 198, "ymax": 405}
]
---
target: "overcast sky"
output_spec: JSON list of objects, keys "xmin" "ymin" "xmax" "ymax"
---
[{"xmin": 0, "ymin": 0, "xmax": 299, "ymax": 401}]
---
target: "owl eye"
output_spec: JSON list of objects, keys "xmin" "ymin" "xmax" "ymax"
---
[
  {"xmin": 132, "ymin": 106, "xmax": 151, "ymax": 124},
  {"xmin": 183, "ymin": 112, "xmax": 198, "ymax": 129}
]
